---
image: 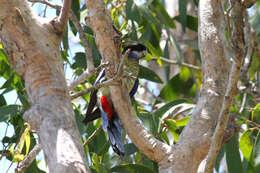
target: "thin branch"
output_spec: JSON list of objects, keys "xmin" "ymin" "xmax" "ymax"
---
[
  {"xmin": 70, "ymin": 76, "xmax": 118, "ymax": 99},
  {"xmin": 68, "ymin": 62, "xmax": 109, "ymax": 91},
  {"xmin": 29, "ymin": 0, "xmax": 71, "ymax": 34},
  {"xmin": 246, "ymin": 120, "xmax": 260, "ymax": 129},
  {"xmin": 83, "ymin": 126, "xmax": 102, "ymax": 146},
  {"xmin": 16, "ymin": 144, "xmax": 42, "ymax": 173},
  {"xmin": 239, "ymin": 93, "xmax": 247, "ymax": 113},
  {"xmin": 153, "ymin": 57, "xmax": 201, "ymax": 71},
  {"xmin": 68, "ymin": 10, "xmax": 95, "ymax": 74},
  {"xmin": 70, "ymin": 50, "xmax": 130, "ymax": 99},
  {"xmin": 28, "ymin": 0, "xmax": 61, "ymax": 10}
]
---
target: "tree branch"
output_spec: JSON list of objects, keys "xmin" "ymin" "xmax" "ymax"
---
[
  {"xmin": 28, "ymin": 0, "xmax": 60, "ymax": 9},
  {"xmin": 83, "ymin": 126, "xmax": 102, "ymax": 146},
  {"xmin": 68, "ymin": 10, "xmax": 95, "ymax": 74},
  {"xmin": 68, "ymin": 62, "xmax": 108, "ymax": 91},
  {"xmin": 28, "ymin": 0, "xmax": 96, "ymax": 90},
  {"xmin": 0, "ymin": 1, "xmax": 89, "ymax": 172},
  {"xmin": 29, "ymin": 0, "xmax": 71, "ymax": 35},
  {"xmin": 57, "ymin": 0, "xmax": 71, "ymax": 30},
  {"xmin": 203, "ymin": 1, "xmax": 245, "ymax": 172},
  {"xmin": 156, "ymin": 0, "xmax": 241, "ymax": 172},
  {"xmin": 85, "ymin": 0, "xmax": 172, "ymax": 162},
  {"xmin": 153, "ymin": 56, "xmax": 201, "ymax": 71},
  {"xmin": 16, "ymin": 144, "xmax": 42, "ymax": 173}
]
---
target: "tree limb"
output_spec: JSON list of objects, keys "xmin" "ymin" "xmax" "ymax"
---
[
  {"xmin": 85, "ymin": 0, "xmax": 172, "ymax": 162},
  {"xmin": 16, "ymin": 144, "xmax": 42, "ymax": 173},
  {"xmin": 57, "ymin": 0, "xmax": 71, "ymax": 30},
  {"xmin": 83, "ymin": 126, "xmax": 102, "ymax": 146},
  {"xmin": 0, "ymin": 1, "xmax": 89, "ymax": 172},
  {"xmin": 153, "ymin": 56, "xmax": 201, "ymax": 71},
  {"xmin": 28, "ymin": 0, "xmax": 96, "ymax": 90},
  {"xmin": 203, "ymin": 1, "xmax": 245, "ymax": 172},
  {"xmin": 68, "ymin": 62, "xmax": 108, "ymax": 91}
]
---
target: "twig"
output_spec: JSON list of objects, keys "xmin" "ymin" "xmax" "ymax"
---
[
  {"xmin": 68, "ymin": 62, "xmax": 109, "ymax": 91},
  {"xmin": 16, "ymin": 144, "xmax": 42, "ymax": 173},
  {"xmin": 246, "ymin": 120, "xmax": 260, "ymax": 129},
  {"xmin": 70, "ymin": 76, "xmax": 118, "ymax": 99},
  {"xmin": 71, "ymin": 50, "xmax": 130, "ymax": 99},
  {"xmin": 239, "ymin": 93, "xmax": 247, "ymax": 113},
  {"xmin": 28, "ymin": 0, "xmax": 61, "ymax": 10},
  {"xmin": 68, "ymin": 9, "xmax": 95, "ymax": 73},
  {"xmin": 153, "ymin": 57, "xmax": 201, "ymax": 71},
  {"xmin": 83, "ymin": 126, "xmax": 102, "ymax": 146}
]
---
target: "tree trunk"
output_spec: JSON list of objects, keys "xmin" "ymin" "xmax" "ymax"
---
[{"xmin": 0, "ymin": 1, "xmax": 89, "ymax": 172}]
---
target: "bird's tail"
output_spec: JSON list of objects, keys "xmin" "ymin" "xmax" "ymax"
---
[{"xmin": 101, "ymin": 111, "xmax": 125, "ymax": 157}]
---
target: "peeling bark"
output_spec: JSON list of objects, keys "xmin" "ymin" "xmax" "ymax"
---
[{"xmin": 0, "ymin": 1, "xmax": 89, "ymax": 172}]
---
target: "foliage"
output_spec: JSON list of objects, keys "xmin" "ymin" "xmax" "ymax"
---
[{"xmin": 0, "ymin": 0, "xmax": 259, "ymax": 172}]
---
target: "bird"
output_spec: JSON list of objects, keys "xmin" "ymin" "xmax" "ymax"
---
[{"xmin": 83, "ymin": 42, "xmax": 147, "ymax": 156}]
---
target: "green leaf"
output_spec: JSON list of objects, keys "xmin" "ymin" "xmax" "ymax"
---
[
  {"xmin": 174, "ymin": 15, "xmax": 198, "ymax": 32},
  {"xmin": 71, "ymin": 52, "xmax": 87, "ymax": 70},
  {"xmin": 142, "ymin": 39, "xmax": 163, "ymax": 57},
  {"xmin": 179, "ymin": 0, "xmax": 189, "ymax": 32},
  {"xmin": 215, "ymin": 146, "xmax": 225, "ymax": 172},
  {"xmin": 62, "ymin": 27, "xmax": 69, "ymax": 50},
  {"xmin": 164, "ymin": 119, "xmax": 177, "ymax": 131},
  {"xmin": 91, "ymin": 153, "xmax": 108, "ymax": 173},
  {"xmin": 138, "ymin": 5, "xmax": 161, "ymax": 29},
  {"xmin": 74, "ymin": 107, "xmax": 86, "ymax": 135},
  {"xmin": 153, "ymin": 99, "xmax": 189, "ymax": 118},
  {"xmin": 71, "ymin": 0, "xmax": 80, "ymax": 20},
  {"xmin": 164, "ymin": 119, "xmax": 179, "ymax": 142},
  {"xmin": 159, "ymin": 131, "xmax": 170, "ymax": 145},
  {"xmin": 111, "ymin": 164, "xmax": 157, "ymax": 173},
  {"xmin": 159, "ymin": 74, "xmax": 194, "ymax": 101},
  {"xmin": 25, "ymin": 160, "xmax": 45, "ymax": 173},
  {"xmin": 254, "ymin": 131, "xmax": 260, "ymax": 172},
  {"xmin": 169, "ymin": 32, "xmax": 182, "ymax": 64},
  {"xmin": 240, "ymin": 130, "xmax": 253, "ymax": 161},
  {"xmin": 125, "ymin": 143, "xmax": 139, "ymax": 156},
  {"xmin": 0, "ymin": 48, "xmax": 9, "ymax": 64},
  {"xmin": 175, "ymin": 116, "xmax": 190, "ymax": 127},
  {"xmin": 138, "ymin": 112, "xmax": 159, "ymax": 136},
  {"xmin": 0, "ymin": 105, "xmax": 20, "ymax": 122},
  {"xmin": 225, "ymin": 135, "xmax": 243, "ymax": 173},
  {"xmin": 86, "ymin": 123, "xmax": 107, "ymax": 155},
  {"xmin": 18, "ymin": 92, "xmax": 30, "ymax": 109},
  {"xmin": 126, "ymin": 0, "xmax": 141, "ymax": 22},
  {"xmin": 252, "ymin": 103, "xmax": 260, "ymax": 121},
  {"xmin": 0, "ymin": 94, "xmax": 6, "ymax": 106},
  {"xmin": 139, "ymin": 65, "xmax": 163, "ymax": 84},
  {"xmin": 152, "ymin": 0, "xmax": 175, "ymax": 28}
]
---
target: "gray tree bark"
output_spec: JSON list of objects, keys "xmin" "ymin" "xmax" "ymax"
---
[
  {"xmin": 85, "ymin": 0, "xmax": 246, "ymax": 173},
  {"xmin": 0, "ymin": 0, "xmax": 89, "ymax": 172},
  {"xmin": 0, "ymin": 0, "xmax": 248, "ymax": 172}
]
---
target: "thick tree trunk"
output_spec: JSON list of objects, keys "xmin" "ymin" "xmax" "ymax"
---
[{"xmin": 0, "ymin": 1, "xmax": 89, "ymax": 172}]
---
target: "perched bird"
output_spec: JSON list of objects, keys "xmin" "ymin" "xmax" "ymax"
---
[{"xmin": 83, "ymin": 43, "xmax": 147, "ymax": 156}]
